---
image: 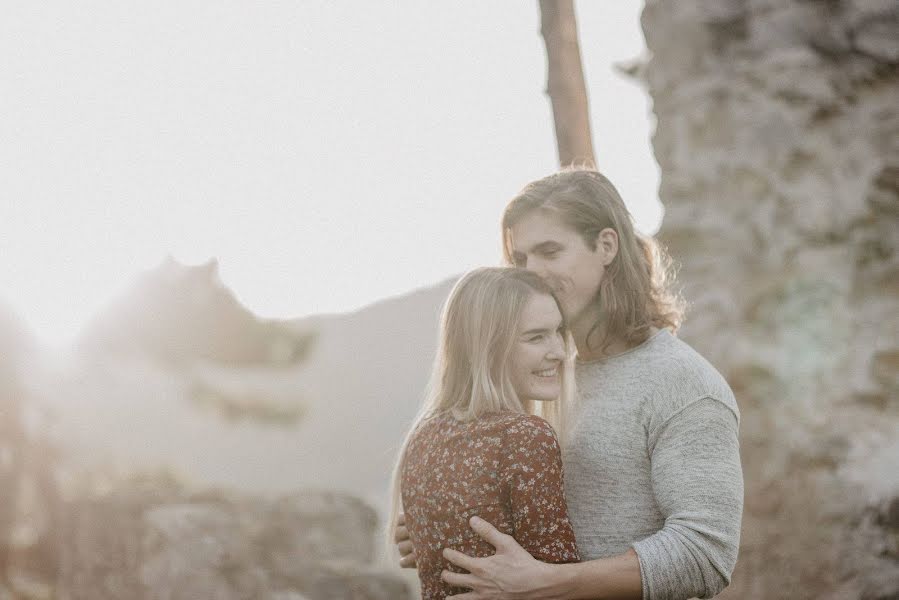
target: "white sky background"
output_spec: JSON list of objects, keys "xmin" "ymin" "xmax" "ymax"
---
[{"xmin": 0, "ymin": 1, "xmax": 660, "ymax": 346}]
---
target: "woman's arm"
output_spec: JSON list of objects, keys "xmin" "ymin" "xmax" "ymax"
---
[{"xmin": 503, "ymin": 415, "xmax": 579, "ymax": 563}]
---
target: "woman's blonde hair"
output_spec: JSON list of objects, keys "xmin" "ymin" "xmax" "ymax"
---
[
  {"xmin": 502, "ymin": 169, "xmax": 685, "ymax": 354},
  {"xmin": 384, "ymin": 267, "xmax": 575, "ymax": 561}
]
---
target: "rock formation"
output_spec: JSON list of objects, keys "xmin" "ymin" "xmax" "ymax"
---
[
  {"xmin": 56, "ymin": 475, "xmax": 410, "ymax": 600},
  {"xmin": 0, "ymin": 307, "xmax": 28, "ymax": 587},
  {"xmin": 641, "ymin": 1, "xmax": 898, "ymax": 598},
  {"xmin": 0, "ymin": 305, "xmax": 62, "ymax": 596}
]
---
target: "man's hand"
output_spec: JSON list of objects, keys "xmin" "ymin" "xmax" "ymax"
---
[
  {"xmin": 395, "ymin": 512, "xmax": 417, "ymax": 569},
  {"xmin": 441, "ymin": 516, "xmax": 558, "ymax": 599}
]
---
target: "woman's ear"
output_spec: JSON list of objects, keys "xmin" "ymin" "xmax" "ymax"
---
[{"xmin": 594, "ymin": 228, "xmax": 619, "ymax": 266}]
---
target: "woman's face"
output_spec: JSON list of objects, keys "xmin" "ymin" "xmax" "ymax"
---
[{"xmin": 508, "ymin": 293, "xmax": 566, "ymax": 403}]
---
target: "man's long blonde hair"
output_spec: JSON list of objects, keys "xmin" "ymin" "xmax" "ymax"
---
[
  {"xmin": 502, "ymin": 169, "xmax": 685, "ymax": 354},
  {"xmin": 384, "ymin": 267, "xmax": 575, "ymax": 560}
]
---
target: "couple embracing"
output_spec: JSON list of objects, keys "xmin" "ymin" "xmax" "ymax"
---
[{"xmin": 388, "ymin": 170, "xmax": 743, "ymax": 600}]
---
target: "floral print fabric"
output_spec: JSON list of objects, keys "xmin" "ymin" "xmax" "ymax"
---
[{"xmin": 401, "ymin": 411, "xmax": 580, "ymax": 599}]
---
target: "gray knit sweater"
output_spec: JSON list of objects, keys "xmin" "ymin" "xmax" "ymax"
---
[{"xmin": 563, "ymin": 329, "xmax": 743, "ymax": 600}]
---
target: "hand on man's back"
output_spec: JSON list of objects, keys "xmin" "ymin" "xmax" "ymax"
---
[{"xmin": 395, "ymin": 511, "xmax": 418, "ymax": 568}]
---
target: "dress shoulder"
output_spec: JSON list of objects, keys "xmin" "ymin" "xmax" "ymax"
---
[{"xmin": 501, "ymin": 412, "xmax": 558, "ymax": 437}]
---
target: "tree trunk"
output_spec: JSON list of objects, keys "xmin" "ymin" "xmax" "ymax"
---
[{"xmin": 539, "ymin": 0, "xmax": 595, "ymax": 168}]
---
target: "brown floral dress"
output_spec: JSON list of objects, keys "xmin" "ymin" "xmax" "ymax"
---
[{"xmin": 401, "ymin": 411, "xmax": 580, "ymax": 599}]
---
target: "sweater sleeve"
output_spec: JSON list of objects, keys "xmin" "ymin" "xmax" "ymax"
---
[
  {"xmin": 502, "ymin": 415, "xmax": 581, "ymax": 564},
  {"xmin": 632, "ymin": 397, "xmax": 743, "ymax": 600}
]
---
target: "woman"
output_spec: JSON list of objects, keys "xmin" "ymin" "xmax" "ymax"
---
[{"xmin": 386, "ymin": 267, "xmax": 581, "ymax": 599}]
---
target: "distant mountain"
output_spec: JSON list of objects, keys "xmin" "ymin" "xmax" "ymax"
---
[
  {"xmin": 76, "ymin": 257, "xmax": 315, "ymax": 367},
  {"xmin": 33, "ymin": 272, "xmax": 458, "ymax": 506},
  {"xmin": 284, "ymin": 277, "xmax": 457, "ymax": 495}
]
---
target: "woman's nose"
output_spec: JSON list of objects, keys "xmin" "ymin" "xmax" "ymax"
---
[{"xmin": 546, "ymin": 337, "xmax": 565, "ymax": 360}]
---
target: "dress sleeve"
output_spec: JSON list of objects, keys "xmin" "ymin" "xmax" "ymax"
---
[
  {"xmin": 502, "ymin": 415, "xmax": 580, "ymax": 564},
  {"xmin": 632, "ymin": 397, "xmax": 743, "ymax": 600}
]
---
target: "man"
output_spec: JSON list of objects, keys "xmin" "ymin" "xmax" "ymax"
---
[{"xmin": 396, "ymin": 170, "xmax": 743, "ymax": 600}]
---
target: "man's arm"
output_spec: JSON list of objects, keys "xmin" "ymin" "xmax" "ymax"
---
[
  {"xmin": 631, "ymin": 396, "xmax": 743, "ymax": 599},
  {"xmin": 441, "ymin": 517, "xmax": 642, "ymax": 600}
]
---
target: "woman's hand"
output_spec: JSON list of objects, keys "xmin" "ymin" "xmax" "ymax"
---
[{"xmin": 395, "ymin": 511, "xmax": 418, "ymax": 568}]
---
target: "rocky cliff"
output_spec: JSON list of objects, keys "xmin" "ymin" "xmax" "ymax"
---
[{"xmin": 641, "ymin": 1, "xmax": 898, "ymax": 598}]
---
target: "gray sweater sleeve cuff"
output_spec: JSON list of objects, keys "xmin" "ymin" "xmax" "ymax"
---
[{"xmin": 632, "ymin": 524, "xmax": 729, "ymax": 600}]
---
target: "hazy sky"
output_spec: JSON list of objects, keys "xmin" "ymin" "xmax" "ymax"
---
[{"xmin": 1, "ymin": 1, "xmax": 659, "ymax": 346}]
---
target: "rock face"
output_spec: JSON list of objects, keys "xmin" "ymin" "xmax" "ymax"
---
[
  {"xmin": 641, "ymin": 1, "xmax": 898, "ymax": 598},
  {"xmin": 57, "ymin": 478, "xmax": 410, "ymax": 600}
]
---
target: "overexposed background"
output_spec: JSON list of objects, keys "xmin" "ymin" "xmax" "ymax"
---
[{"xmin": 1, "ymin": 1, "xmax": 658, "ymax": 347}]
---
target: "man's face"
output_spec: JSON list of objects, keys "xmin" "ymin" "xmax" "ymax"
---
[{"xmin": 508, "ymin": 211, "xmax": 607, "ymax": 326}]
